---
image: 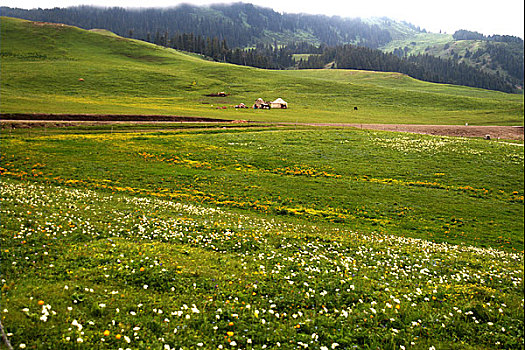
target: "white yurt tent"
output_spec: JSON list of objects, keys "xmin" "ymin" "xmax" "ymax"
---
[
  {"xmin": 270, "ymin": 98, "xmax": 288, "ymax": 109},
  {"xmin": 254, "ymin": 98, "xmax": 265, "ymax": 107}
]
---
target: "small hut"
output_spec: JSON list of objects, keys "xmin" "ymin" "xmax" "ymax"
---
[
  {"xmin": 253, "ymin": 98, "xmax": 270, "ymax": 109},
  {"xmin": 270, "ymin": 98, "xmax": 288, "ymax": 109}
]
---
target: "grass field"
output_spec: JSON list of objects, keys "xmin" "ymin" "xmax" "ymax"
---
[
  {"xmin": 1, "ymin": 124, "xmax": 523, "ymax": 349},
  {"xmin": 1, "ymin": 16, "xmax": 523, "ymax": 125},
  {"xmin": 1, "ymin": 15, "xmax": 524, "ymax": 350},
  {"xmin": 379, "ymin": 33, "xmax": 454, "ymax": 56}
]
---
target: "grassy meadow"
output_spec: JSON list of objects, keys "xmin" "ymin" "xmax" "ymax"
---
[
  {"xmin": 379, "ymin": 33, "xmax": 455, "ymax": 56},
  {"xmin": 1, "ymin": 15, "xmax": 524, "ymax": 350},
  {"xmin": 1, "ymin": 16, "xmax": 524, "ymax": 125},
  {"xmin": 1, "ymin": 124, "xmax": 524, "ymax": 349}
]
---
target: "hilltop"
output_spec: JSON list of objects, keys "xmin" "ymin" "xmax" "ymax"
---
[{"xmin": 0, "ymin": 16, "xmax": 523, "ymax": 125}]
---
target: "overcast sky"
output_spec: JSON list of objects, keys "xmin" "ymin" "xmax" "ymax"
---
[{"xmin": 2, "ymin": 0, "xmax": 524, "ymax": 38}]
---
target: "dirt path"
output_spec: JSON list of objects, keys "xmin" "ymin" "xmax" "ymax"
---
[
  {"xmin": 0, "ymin": 113, "xmax": 230, "ymax": 123},
  {"xmin": 1, "ymin": 114, "xmax": 523, "ymax": 140},
  {"xmin": 300, "ymin": 123, "xmax": 524, "ymax": 140}
]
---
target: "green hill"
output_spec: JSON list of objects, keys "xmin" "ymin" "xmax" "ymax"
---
[
  {"xmin": 1, "ymin": 16, "xmax": 523, "ymax": 125},
  {"xmin": 3, "ymin": 4, "xmax": 522, "ymax": 90},
  {"xmin": 379, "ymin": 32, "xmax": 524, "ymax": 90}
]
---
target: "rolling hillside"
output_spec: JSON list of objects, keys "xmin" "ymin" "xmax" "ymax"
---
[
  {"xmin": 380, "ymin": 33, "xmax": 524, "ymax": 90},
  {"xmin": 2, "ymin": 3, "xmax": 523, "ymax": 91},
  {"xmin": 0, "ymin": 16, "xmax": 523, "ymax": 125}
]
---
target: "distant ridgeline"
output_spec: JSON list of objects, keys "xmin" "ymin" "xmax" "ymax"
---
[
  {"xmin": 449, "ymin": 30, "xmax": 523, "ymax": 91},
  {"xmin": 1, "ymin": 4, "xmax": 522, "ymax": 92},
  {"xmin": 452, "ymin": 30, "xmax": 523, "ymax": 43},
  {"xmin": 0, "ymin": 4, "xmax": 393, "ymax": 48}
]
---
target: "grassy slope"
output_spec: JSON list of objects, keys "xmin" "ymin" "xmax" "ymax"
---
[
  {"xmin": 380, "ymin": 32, "xmax": 455, "ymax": 55},
  {"xmin": 379, "ymin": 32, "xmax": 523, "ymax": 88},
  {"xmin": 1, "ymin": 16, "xmax": 523, "ymax": 125}
]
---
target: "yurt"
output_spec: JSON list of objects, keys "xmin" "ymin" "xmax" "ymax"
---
[
  {"xmin": 254, "ymin": 98, "xmax": 265, "ymax": 108},
  {"xmin": 270, "ymin": 98, "xmax": 288, "ymax": 109},
  {"xmin": 253, "ymin": 98, "xmax": 270, "ymax": 109}
]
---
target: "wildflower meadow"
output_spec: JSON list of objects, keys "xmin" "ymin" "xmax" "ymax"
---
[{"xmin": 1, "ymin": 125, "xmax": 523, "ymax": 349}]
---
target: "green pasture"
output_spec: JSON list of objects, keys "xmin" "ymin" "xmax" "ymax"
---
[
  {"xmin": 1, "ymin": 125, "xmax": 523, "ymax": 250},
  {"xmin": 1, "ymin": 15, "xmax": 524, "ymax": 350},
  {"xmin": 1, "ymin": 16, "xmax": 523, "ymax": 125},
  {"xmin": 1, "ymin": 124, "xmax": 524, "ymax": 349},
  {"xmin": 380, "ymin": 32, "xmax": 455, "ymax": 56}
]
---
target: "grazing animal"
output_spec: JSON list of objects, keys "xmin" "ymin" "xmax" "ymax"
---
[{"xmin": 354, "ymin": 106, "xmax": 358, "ymax": 111}]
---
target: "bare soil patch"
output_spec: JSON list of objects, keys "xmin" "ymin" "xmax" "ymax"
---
[
  {"xmin": 1, "ymin": 113, "xmax": 230, "ymax": 123},
  {"xmin": 0, "ymin": 114, "xmax": 251, "ymax": 130}
]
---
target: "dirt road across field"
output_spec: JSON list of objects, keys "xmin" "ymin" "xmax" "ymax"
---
[
  {"xmin": 301, "ymin": 123, "xmax": 524, "ymax": 140},
  {"xmin": 0, "ymin": 113, "xmax": 230, "ymax": 123},
  {"xmin": 1, "ymin": 114, "xmax": 523, "ymax": 140}
]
